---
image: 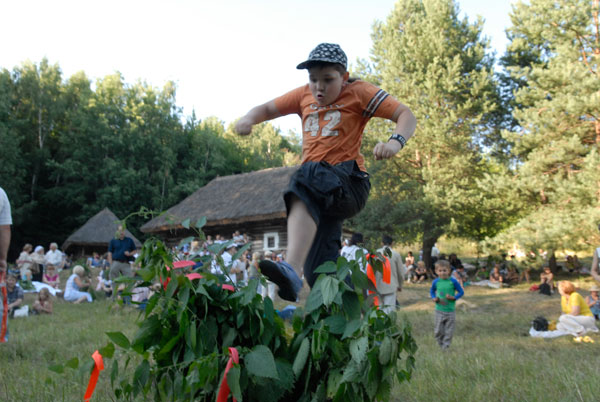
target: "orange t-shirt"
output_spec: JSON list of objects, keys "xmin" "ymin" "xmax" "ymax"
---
[{"xmin": 274, "ymin": 80, "xmax": 401, "ymax": 171}]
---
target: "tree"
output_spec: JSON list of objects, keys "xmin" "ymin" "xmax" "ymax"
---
[
  {"xmin": 491, "ymin": 0, "xmax": 600, "ymax": 257},
  {"xmin": 352, "ymin": 0, "xmax": 503, "ymax": 266}
]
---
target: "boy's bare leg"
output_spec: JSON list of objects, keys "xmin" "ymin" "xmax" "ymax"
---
[{"xmin": 286, "ymin": 195, "xmax": 317, "ymax": 278}]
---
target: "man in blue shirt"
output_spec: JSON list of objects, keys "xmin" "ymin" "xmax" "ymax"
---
[{"xmin": 107, "ymin": 225, "xmax": 136, "ymax": 286}]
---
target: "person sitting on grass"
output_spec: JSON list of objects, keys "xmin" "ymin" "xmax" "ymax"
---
[
  {"xmin": 234, "ymin": 42, "xmax": 416, "ymax": 301},
  {"xmin": 504, "ymin": 265, "xmax": 520, "ymax": 286},
  {"xmin": 414, "ymin": 261, "xmax": 428, "ymax": 283},
  {"xmin": 586, "ymin": 284, "xmax": 600, "ymax": 320},
  {"xmin": 539, "ymin": 265, "xmax": 554, "ymax": 296},
  {"xmin": 43, "ymin": 264, "xmax": 60, "ymax": 289},
  {"xmin": 452, "ymin": 264, "xmax": 468, "ymax": 287},
  {"xmin": 64, "ymin": 265, "xmax": 92, "ymax": 304},
  {"xmin": 489, "ymin": 264, "xmax": 503, "ymax": 287},
  {"xmin": 430, "ymin": 260, "xmax": 464, "ymax": 349},
  {"xmin": 5, "ymin": 274, "xmax": 26, "ymax": 317},
  {"xmin": 556, "ymin": 280, "xmax": 599, "ymax": 336},
  {"xmin": 95, "ymin": 265, "xmax": 112, "ymax": 297},
  {"xmin": 32, "ymin": 287, "xmax": 53, "ymax": 314}
]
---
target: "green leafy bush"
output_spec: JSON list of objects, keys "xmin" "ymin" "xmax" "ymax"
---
[{"xmin": 53, "ymin": 229, "xmax": 416, "ymax": 401}]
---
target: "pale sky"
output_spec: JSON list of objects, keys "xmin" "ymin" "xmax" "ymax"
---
[{"xmin": 2, "ymin": 0, "xmax": 515, "ymax": 134}]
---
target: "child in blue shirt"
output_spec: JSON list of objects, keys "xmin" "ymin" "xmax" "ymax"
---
[{"xmin": 430, "ymin": 260, "xmax": 464, "ymax": 349}]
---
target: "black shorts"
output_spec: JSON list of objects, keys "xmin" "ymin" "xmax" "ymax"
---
[{"xmin": 284, "ymin": 160, "xmax": 370, "ymax": 287}]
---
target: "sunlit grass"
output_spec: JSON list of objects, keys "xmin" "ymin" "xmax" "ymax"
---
[{"xmin": 1, "ymin": 275, "xmax": 598, "ymax": 401}]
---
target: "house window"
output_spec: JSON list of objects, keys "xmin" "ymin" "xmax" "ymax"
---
[{"xmin": 263, "ymin": 232, "xmax": 279, "ymax": 250}]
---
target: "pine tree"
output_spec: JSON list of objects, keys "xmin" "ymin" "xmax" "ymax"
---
[
  {"xmin": 493, "ymin": 0, "xmax": 600, "ymax": 255},
  {"xmin": 353, "ymin": 0, "xmax": 503, "ymax": 265}
]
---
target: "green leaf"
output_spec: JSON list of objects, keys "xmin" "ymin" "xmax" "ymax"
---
[
  {"xmin": 326, "ymin": 369, "xmax": 343, "ymax": 398},
  {"xmin": 342, "ymin": 319, "xmax": 362, "ymax": 340},
  {"xmin": 181, "ymin": 218, "xmax": 191, "ymax": 229},
  {"xmin": 157, "ymin": 334, "xmax": 182, "ymax": 358},
  {"xmin": 65, "ymin": 357, "xmax": 79, "ymax": 370},
  {"xmin": 194, "ymin": 216, "xmax": 207, "ymax": 229},
  {"xmin": 133, "ymin": 359, "xmax": 150, "ymax": 396},
  {"xmin": 106, "ymin": 332, "xmax": 131, "ymax": 350},
  {"xmin": 245, "ymin": 345, "xmax": 279, "ymax": 379},
  {"xmin": 99, "ymin": 342, "xmax": 115, "ymax": 359},
  {"xmin": 292, "ymin": 337, "xmax": 310, "ymax": 378},
  {"xmin": 48, "ymin": 364, "xmax": 64, "ymax": 374},
  {"xmin": 342, "ymin": 291, "xmax": 361, "ymax": 321},
  {"xmin": 177, "ymin": 286, "xmax": 190, "ymax": 322},
  {"xmin": 263, "ymin": 294, "xmax": 274, "ymax": 324},
  {"xmin": 226, "ymin": 366, "xmax": 242, "ymax": 401},
  {"xmin": 351, "ymin": 267, "xmax": 369, "ymax": 290},
  {"xmin": 305, "ymin": 287, "xmax": 323, "ymax": 313},
  {"xmin": 321, "ymin": 276, "xmax": 339, "ymax": 307},
  {"xmin": 350, "ymin": 337, "xmax": 368, "ymax": 364},
  {"xmin": 314, "ymin": 261, "xmax": 337, "ymax": 274},
  {"xmin": 137, "ymin": 268, "xmax": 155, "ymax": 282},
  {"xmin": 110, "ymin": 360, "xmax": 119, "ymax": 388},
  {"xmin": 323, "ymin": 314, "xmax": 347, "ymax": 335}
]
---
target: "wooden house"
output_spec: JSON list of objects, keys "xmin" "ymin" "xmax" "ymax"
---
[{"xmin": 140, "ymin": 166, "xmax": 299, "ymax": 254}]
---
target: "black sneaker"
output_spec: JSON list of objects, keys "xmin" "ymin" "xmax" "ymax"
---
[{"xmin": 258, "ymin": 260, "xmax": 302, "ymax": 302}]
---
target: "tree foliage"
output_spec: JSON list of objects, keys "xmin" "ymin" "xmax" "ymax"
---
[
  {"xmin": 488, "ymin": 0, "xmax": 600, "ymax": 253},
  {"xmin": 351, "ymin": 0, "xmax": 505, "ymax": 263},
  {"xmin": 0, "ymin": 60, "xmax": 300, "ymax": 256}
]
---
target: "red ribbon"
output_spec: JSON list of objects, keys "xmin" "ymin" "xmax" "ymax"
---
[
  {"xmin": 216, "ymin": 347, "xmax": 239, "ymax": 402},
  {"xmin": 162, "ymin": 272, "xmax": 235, "ymax": 292},
  {"xmin": 0, "ymin": 270, "xmax": 7, "ymax": 343},
  {"xmin": 83, "ymin": 350, "xmax": 104, "ymax": 402}
]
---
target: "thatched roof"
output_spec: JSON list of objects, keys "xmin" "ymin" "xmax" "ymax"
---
[
  {"xmin": 62, "ymin": 208, "xmax": 142, "ymax": 251},
  {"xmin": 141, "ymin": 166, "xmax": 299, "ymax": 233}
]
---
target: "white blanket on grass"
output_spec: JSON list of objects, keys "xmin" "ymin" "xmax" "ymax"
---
[
  {"xmin": 22, "ymin": 281, "xmax": 61, "ymax": 297},
  {"xmin": 529, "ymin": 327, "xmax": 570, "ymax": 338}
]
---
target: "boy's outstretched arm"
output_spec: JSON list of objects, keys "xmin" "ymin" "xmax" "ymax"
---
[
  {"xmin": 235, "ymin": 100, "xmax": 282, "ymax": 136},
  {"xmin": 373, "ymin": 103, "xmax": 417, "ymax": 160}
]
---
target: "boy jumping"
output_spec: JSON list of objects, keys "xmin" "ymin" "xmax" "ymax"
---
[
  {"xmin": 430, "ymin": 260, "xmax": 464, "ymax": 349},
  {"xmin": 235, "ymin": 43, "xmax": 417, "ymax": 301}
]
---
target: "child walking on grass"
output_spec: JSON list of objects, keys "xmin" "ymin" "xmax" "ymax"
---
[
  {"xmin": 235, "ymin": 43, "xmax": 417, "ymax": 301},
  {"xmin": 430, "ymin": 260, "xmax": 464, "ymax": 349}
]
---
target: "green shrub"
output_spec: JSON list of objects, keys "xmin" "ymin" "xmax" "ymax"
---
[{"xmin": 53, "ymin": 232, "xmax": 416, "ymax": 401}]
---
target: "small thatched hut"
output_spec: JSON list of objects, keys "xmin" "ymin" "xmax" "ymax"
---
[
  {"xmin": 62, "ymin": 208, "xmax": 142, "ymax": 257},
  {"xmin": 141, "ymin": 166, "xmax": 300, "ymax": 252}
]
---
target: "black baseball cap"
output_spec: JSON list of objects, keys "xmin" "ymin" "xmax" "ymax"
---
[{"xmin": 297, "ymin": 43, "xmax": 348, "ymax": 70}]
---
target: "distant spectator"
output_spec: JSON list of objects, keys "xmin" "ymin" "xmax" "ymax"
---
[
  {"xmin": 489, "ymin": 264, "xmax": 503, "ymax": 286},
  {"xmin": 30, "ymin": 246, "xmax": 46, "ymax": 282},
  {"xmin": 107, "ymin": 225, "xmax": 136, "ymax": 285},
  {"xmin": 16, "ymin": 244, "xmax": 34, "ymax": 282},
  {"xmin": 95, "ymin": 265, "xmax": 112, "ymax": 297},
  {"xmin": 45, "ymin": 243, "xmax": 65, "ymax": 271},
  {"xmin": 452, "ymin": 265, "xmax": 468, "ymax": 287},
  {"xmin": 586, "ymin": 284, "xmax": 600, "ymax": 320},
  {"xmin": 86, "ymin": 252, "xmax": 103, "ymax": 270},
  {"xmin": 43, "ymin": 264, "xmax": 60, "ymax": 289},
  {"xmin": 64, "ymin": 265, "xmax": 92, "ymax": 304},
  {"xmin": 539, "ymin": 265, "xmax": 554, "ymax": 295},
  {"xmin": 504, "ymin": 265, "xmax": 519, "ymax": 286},
  {"xmin": 232, "ymin": 230, "xmax": 244, "ymax": 245},
  {"xmin": 414, "ymin": 261, "xmax": 428, "ymax": 283},
  {"xmin": 32, "ymin": 288, "xmax": 53, "ymax": 314},
  {"xmin": 5, "ymin": 274, "xmax": 25, "ymax": 317},
  {"xmin": 556, "ymin": 281, "xmax": 599, "ymax": 336},
  {"xmin": 341, "ymin": 232, "xmax": 368, "ymax": 272},
  {"xmin": 405, "ymin": 251, "xmax": 415, "ymax": 271}
]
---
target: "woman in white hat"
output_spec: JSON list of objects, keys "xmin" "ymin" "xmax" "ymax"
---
[{"xmin": 585, "ymin": 284, "xmax": 600, "ymax": 320}]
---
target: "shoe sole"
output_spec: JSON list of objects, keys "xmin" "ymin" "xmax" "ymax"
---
[{"xmin": 259, "ymin": 260, "xmax": 297, "ymax": 302}]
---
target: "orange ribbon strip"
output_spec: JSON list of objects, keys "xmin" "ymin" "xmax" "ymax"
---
[
  {"xmin": 83, "ymin": 350, "xmax": 104, "ymax": 402},
  {"xmin": 0, "ymin": 270, "xmax": 7, "ymax": 343},
  {"xmin": 366, "ymin": 254, "xmax": 391, "ymax": 308},
  {"xmin": 216, "ymin": 347, "xmax": 239, "ymax": 402}
]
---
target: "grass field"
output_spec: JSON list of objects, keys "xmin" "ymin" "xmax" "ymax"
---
[{"xmin": 1, "ymin": 272, "xmax": 599, "ymax": 402}]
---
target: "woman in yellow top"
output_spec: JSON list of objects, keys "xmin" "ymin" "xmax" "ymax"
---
[{"xmin": 557, "ymin": 281, "xmax": 599, "ymax": 336}]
